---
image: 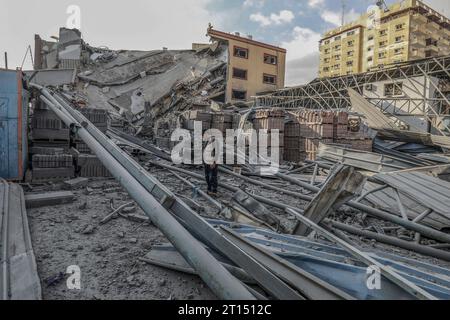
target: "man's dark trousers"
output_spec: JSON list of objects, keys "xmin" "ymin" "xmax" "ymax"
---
[{"xmin": 204, "ymin": 164, "xmax": 218, "ymax": 193}]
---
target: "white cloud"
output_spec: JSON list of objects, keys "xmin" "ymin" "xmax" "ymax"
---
[
  {"xmin": 250, "ymin": 13, "xmax": 272, "ymax": 27},
  {"xmin": 321, "ymin": 8, "xmax": 360, "ymax": 27},
  {"xmin": 308, "ymin": 0, "xmax": 324, "ymax": 8},
  {"xmin": 243, "ymin": 0, "xmax": 265, "ymax": 8},
  {"xmin": 250, "ymin": 10, "xmax": 294, "ymax": 27},
  {"xmin": 280, "ymin": 26, "xmax": 322, "ymax": 85}
]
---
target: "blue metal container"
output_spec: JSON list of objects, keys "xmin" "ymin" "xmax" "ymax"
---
[{"xmin": 0, "ymin": 69, "xmax": 28, "ymax": 180}]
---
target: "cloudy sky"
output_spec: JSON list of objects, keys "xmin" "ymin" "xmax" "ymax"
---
[{"xmin": 1, "ymin": 0, "xmax": 449, "ymax": 86}]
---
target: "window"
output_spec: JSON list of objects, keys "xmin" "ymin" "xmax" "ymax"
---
[
  {"xmin": 324, "ymin": 49, "xmax": 330, "ymax": 54},
  {"xmin": 234, "ymin": 46, "xmax": 248, "ymax": 59},
  {"xmin": 368, "ymin": 35, "xmax": 374, "ymax": 41},
  {"xmin": 347, "ymin": 31, "xmax": 356, "ymax": 36},
  {"xmin": 348, "ymin": 40, "xmax": 355, "ymax": 46},
  {"xmin": 323, "ymin": 67, "xmax": 330, "ymax": 72},
  {"xmin": 395, "ymin": 36, "xmax": 404, "ymax": 43},
  {"xmin": 232, "ymin": 90, "xmax": 247, "ymax": 100},
  {"xmin": 347, "ymin": 61, "xmax": 354, "ymax": 67},
  {"xmin": 379, "ymin": 52, "xmax": 386, "ymax": 58},
  {"xmin": 334, "ymin": 45, "xmax": 341, "ymax": 50},
  {"xmin": 334, "ymin": 54, "xmax": 341, "ymax": 60},
  {"xmin": 347, "ymin": 51, "xmax": 354, "ymax": 57},
  {"xmin": 263, "ymin": 74, "xmax": 277, "ymax": 85},
  {"xmin": 232, "ymin": 68, "xmax": 247, "ymax": 80},
  {"xmin": 379, "ymin": 29, "xmax": 387, "ymax": 36},
  {"xmin": 264, "ymin": 54, "xmax": 277, "ymax": 65},
  {"xmin": 335, "ymin": 36, "xmax": 341, "ymax": 41},
  {"xmin": 379, "ymin": 40, "xmax": 387, "ymax": 47},
  {"xmin": 395, "ymin": 23, "xmax": 405, "ymax": 30},
  {"xmin": 384, "ymin": 82, "xmax": 403, "ymax": 97},
  {"xmin": 367, "ymin": 57, "xmax": 373, "ymax": 62},
  {"xmin": 394, "ymin": 48, "xmax": 404, "ymax": 55},
  {"xmin": 324, "ymin": 40, "xmax": 330, "ymax": 45}
]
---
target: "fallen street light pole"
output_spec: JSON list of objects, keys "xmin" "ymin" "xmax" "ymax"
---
[{"xmin": 34, "ymin": 86, "xmax": 256, "ymax": 300}]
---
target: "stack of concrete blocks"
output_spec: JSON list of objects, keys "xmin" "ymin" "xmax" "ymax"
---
[
  {"xmin": 30, "ymin": 150, "xmax": 74, "ymax": 182},
  {"xmin": 31, "ymin": 107, "xmax": 70, "ymax": 151},
  {"xmin": 30, "ymin": 104, "xmax": 74, "ymax": 182},
  {"xmin": 210, "ymin": 112, "xmax": 233, "ymax": 133},
  {"xmin": 253, "ymin": 109, "xmax": 285, "ymax": 163},
  {"xmin": 334, "ymin": 112, "xmax": 373, "ymax": 152},
  {"xmin": 296, "ymin": 110, "xmax": 334, "ymax": 161},
  {"xmin": 284, "ymin": 122, "xmax": 304, "ymax": 163},
  {"xmin": 72, "ymin": 108, "xmax": 111, "ymax": 177}
]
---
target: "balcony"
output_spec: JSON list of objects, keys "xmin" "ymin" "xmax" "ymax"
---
[
  {"xmin": 411, "ymin": 24, "xmax": 427, "ymax": 36},
  {"xmin": 411, "ymin": 38, "xmax": 426, "ymax": 48}
]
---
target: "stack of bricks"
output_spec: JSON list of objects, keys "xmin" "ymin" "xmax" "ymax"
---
[
  {"xmin": 295, "ymin": 110, "xmax": 334, "ymax": 161},
  {"xmin": 284, "ymin": 122, "xmax": 304, "ymax": 163},
  {"xmin": 211, "ymin": 112, "xmax": 233, "ymax": 133},
  {"xmin": 334, "ymin": 113, "xmax": 373, "ymax": 152},
  {"xmin": 184, "ymin": 110, "xmax": 212, "ymax": 131},
  {"xmin": 253, "ymin": 109, "xmax": 285, "ymax": 163}
]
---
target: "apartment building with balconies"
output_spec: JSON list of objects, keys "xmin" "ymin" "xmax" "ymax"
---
[{"xmin": 319, "ymin": 0, "xmax": 450, "ymax": 78}]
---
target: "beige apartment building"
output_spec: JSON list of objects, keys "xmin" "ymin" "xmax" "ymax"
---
[
  {"xmin": 319, "ymin": 0, "xmax": 450, "ymax": 78},
  {"xmin": 206, "ymin": 27, "xmax": 286, "ymax": 103}
]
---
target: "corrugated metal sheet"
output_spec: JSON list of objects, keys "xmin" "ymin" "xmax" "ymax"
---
[
  {"xmin": 318, "ymin": 143, "xmax": 416, "ymax": 172},
  {"xmin": 374, "ymin": 172, "xmax": 450, "ymax": 217},
  {"xmin": 362, "ymin": 181, "xmax": 450, "ymax": 230},
  {"xmin": 0, "ymin": 69, "xmax": 28, "ymax": 180}
]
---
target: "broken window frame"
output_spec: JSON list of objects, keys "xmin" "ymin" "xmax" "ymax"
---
[
  {"xmin": 232, "ymin": 68, "xmax": 248, "ymax": 80},
  {"xmin": 231, "ymin": 89, "xmax": 247, "ymax": 101},
  {"xmin": 263, "ymin": 73, "xmax": 277, "ymax": 85},
  {"xmin": 233, "ymin": 46, "xmax": 249, "ymax": 59},
  {"xmin": 264, "ymin": 53, "xmax": 278, "ymax": 65}
]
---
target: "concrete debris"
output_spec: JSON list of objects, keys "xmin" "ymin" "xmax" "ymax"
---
[
  {"xmin": 25, "ymin": 191, "xmax": 75, "ymax": 208},
  {"xmin": 13, "ymin": 24, "xmax": 450, "ymax": 301}
]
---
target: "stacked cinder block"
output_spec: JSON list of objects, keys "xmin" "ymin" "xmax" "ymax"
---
[
  {"xmin": 31, "ymin": 154, "xmax": 74, "ymax": 182},
  {"xmin": 184, "ymin": 110, "xmax": 212, "ymax": 131},
  {"xmin": 253, "ymin": 109, "xmax": 285, "ymax": 163},
  {"xmin": 80, "ymin": 108, "xmax": 109, "ymax": 133},
  {"xmin": 31, "ymin": 108, "xmax": 70, "ymax": 150},
  {"xmin": 76, "ymin": 154, "xmax": 111, "ymax": 178},
  {"xmin": 211, "ymin": 112, "xmax": 233, "ymax": 133},
  {"xmin": 295, "ymin": 110, "xmax": 334, "ymax": 161},
  {"xmin": 334, "ymin": 114, "xmax": 373, "ymax": 152},
  {"xmin": 284, "ymin": 122, "xmax": 304, "ymax": 163}
]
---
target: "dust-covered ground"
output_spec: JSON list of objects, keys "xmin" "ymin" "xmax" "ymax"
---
[{"xmin": 25, "ymin": 160, "xmax": 450, "ymax": 300}]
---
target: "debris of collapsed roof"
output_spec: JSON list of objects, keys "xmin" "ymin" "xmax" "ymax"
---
[{"xmin": 21, "ymin": 27, "xmax": 450, "ymax": 300}]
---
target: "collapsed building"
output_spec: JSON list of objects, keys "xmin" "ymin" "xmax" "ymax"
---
[{"xmin": 2, "ymin": 23, "xmax": 450, "ymax": 301}]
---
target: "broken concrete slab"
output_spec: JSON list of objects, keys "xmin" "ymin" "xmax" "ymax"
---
[
  {"xmin": 293, "ymin": 164, "xmax": 366, "ymax": 236},
  {"xmin": 25, "ymin": 191, "xmax": 75, "ymax": 209},
  {"xmin": 63, "ymin": 177, "xmax": 89, "ymax": 189}
]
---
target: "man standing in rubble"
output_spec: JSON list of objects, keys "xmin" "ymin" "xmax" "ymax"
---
[{"xmin": 204, "ymin": 136, "xmax": 219, "ymax": 197}]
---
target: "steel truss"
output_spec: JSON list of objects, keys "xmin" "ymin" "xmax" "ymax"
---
[{"xmin": 255, "ymin": 55, "xmax": 450, "ymax": 130}]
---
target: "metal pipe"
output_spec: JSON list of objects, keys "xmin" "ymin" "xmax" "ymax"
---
[
  {"xmin": 287, "ymin": 209, "xmax": 438, "ymax": 300},
  {"xmin": 275, "ymin": 172, "xmax": 450, "ymax": 244},
  {"xmin": 326, "ymin": 220, "xmax": 450, "ymax": 262},
  {"xmin": 36, "ymin": 88, "xmax": 255, "ymax": 300},
  {"xmin": 4, "ymin": 52, "xmax": 8, "ymax": 70}
]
